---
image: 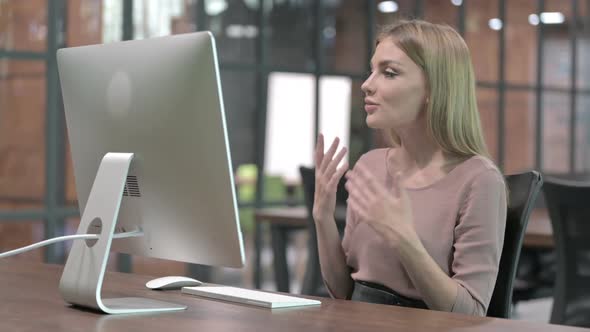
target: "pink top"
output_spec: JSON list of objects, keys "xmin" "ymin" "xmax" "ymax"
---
[{"xmin": 341, "ymin": 148, "xmax": 507, "ymax": 316}]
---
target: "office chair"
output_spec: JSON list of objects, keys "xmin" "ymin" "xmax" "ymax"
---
[
  {"xmin": 487, "ymin": 171, "xmax": 543, "ymax": 318},
  {"xmin": 542, "ymin": 177, "xmax": 590, "ymax": 327},
  {"xmin": 299, "ymin": 166, "xmax": 348, "ymax": 296}
]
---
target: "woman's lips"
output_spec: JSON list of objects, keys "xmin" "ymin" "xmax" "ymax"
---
[{"xmin": 364, "ymin": 104, "xmax": 378, "ymax": 113}]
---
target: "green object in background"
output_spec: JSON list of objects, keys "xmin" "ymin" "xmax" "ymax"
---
[
  {"xmin": 237, "ymin": 164, "xmax": 257, "ymax": 203},
  {"xmin": 263, "ymin": 175, "xmax": 286, "ymax": 202},
  {"xmin": 235, "ymin": 164, "xmax": 305, "ymax": 233},
  {"xmin": 236, "ymin": 164, "xmax": 257, "ymax": 233}
]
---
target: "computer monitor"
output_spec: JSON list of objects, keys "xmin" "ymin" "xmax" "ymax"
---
[{"xmin": 57, "ymin": 31, "xmax": 245, "ymax": 314}]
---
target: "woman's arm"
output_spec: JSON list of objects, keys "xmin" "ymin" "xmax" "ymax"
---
[
  {"xmin": 395, "ymin": 233, "xmax": 458, "ymax": 311},
  {"xmin": 315, "ymin": 216, "xmax": 354, "ymax": 299},
  {"xmin": 395, "ymin": 169, "xmax": 507, "ymax": 315},
  {"xmin": 312, "ymin": 134, "xmax": 352, "ymax": 299}
]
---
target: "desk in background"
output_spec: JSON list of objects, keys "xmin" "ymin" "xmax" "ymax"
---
[
  {"xmin": 254, "ymin": 205, "xmax": 346, "ymax": 292},
  {"xmin": 254, "ymin": 206, "xmax": 554, "ymax": 293},
  {"xmin": 1, "ymin": 260, "xmax": 586, "ymax": 332}
]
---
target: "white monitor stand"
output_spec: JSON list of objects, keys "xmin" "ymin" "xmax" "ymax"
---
[{"xmin": 59, "ymin": 152, "xmax": 187, "ymax": 314}]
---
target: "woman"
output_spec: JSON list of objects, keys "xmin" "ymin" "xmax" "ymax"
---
[{"xmin": 313, "ymin": 19, "xmax": 506, "ymax": 316}]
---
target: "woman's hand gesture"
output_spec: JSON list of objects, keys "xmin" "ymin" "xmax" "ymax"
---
[
  {"xmin": 312, "ymin": 134, "xmax": 348, "ymax": 224},
  {"xmin": 344, "ymin": 163, "xmax": 418, "ymax": 248}
]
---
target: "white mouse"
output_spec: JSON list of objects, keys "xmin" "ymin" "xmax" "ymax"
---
[{"xmin": 146, "ymin": 276, "xmax": 202, "ymax": 290}]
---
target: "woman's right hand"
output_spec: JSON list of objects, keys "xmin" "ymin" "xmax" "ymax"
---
[{"xmin": 312, "ymin": 134, "xmax": 348, "ymax": 224}]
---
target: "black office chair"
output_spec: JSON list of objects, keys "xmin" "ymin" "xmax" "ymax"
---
[
  {"xmin": 299, "ymin": 166, "xmax": 348, "ymax": 296},
  {"xmin": 542, "ymin": 177, "xmax": 590, "ymax": 327},
  {"xmin": 487, "ymin": 171, "xmax": 543, "ymax": 318}
]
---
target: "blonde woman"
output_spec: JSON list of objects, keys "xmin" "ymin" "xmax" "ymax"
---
[{"xmin": 313, "ymin": 20, "xmax": 506, "ymax": 316}]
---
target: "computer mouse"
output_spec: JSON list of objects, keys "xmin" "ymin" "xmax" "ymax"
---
[{"xmin": 146, "ymin": 276, "xmax": 202, "ymax": 290}]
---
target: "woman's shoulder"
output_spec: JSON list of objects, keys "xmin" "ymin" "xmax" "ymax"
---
[
  {"xmin": 356, "ymin": 148, "xmax": 390, "ymax": 166},
  {"xmin": 458, "ymin": 155, "xmax": 505, "ymax": 190}
]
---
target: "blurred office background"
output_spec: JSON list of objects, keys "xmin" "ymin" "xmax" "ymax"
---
[{"xmin": 2, "ymin": 0, "xmax": 590, "ymax": 325}]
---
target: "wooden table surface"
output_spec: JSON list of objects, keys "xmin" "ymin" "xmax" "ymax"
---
[
  {"xmin": 0, "ymin": 260, "xmax": 586, "ymax": 332},
  {"xmin": 522, "ymin": 208, "xmax": 554, "ymax": 248}
]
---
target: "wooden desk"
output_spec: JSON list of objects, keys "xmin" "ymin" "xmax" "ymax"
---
[
  {"xmin": 523, "ymin": 208, "xmax": 554, "ymax": 248},
  {"xmin": 253, "ymin": 206, "xmax": 554, "ymax": 292},
  {"xmin": 254, "ymin": 206, "xmax": 310, "ymax": 227},
  {"xmin": 1, "ymin": 260, "xmax": 586, "ymax": 332},
  {"xmin": 253, "ymin": 206, "xmax": 346, "ymax": 292}
]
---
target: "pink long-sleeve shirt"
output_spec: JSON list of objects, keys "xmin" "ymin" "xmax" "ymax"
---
[{"xmin": 341, "ymin": 148, "xmax": 507, "ymax": 316}]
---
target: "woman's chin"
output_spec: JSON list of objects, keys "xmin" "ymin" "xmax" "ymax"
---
[{"xmin": 365, "ymin": 115, "xmax": 385, "ymax": 129}]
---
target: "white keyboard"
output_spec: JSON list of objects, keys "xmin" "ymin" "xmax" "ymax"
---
[{"xmin": 181, "ymin": 286, "xmax": 321, "ymax": 309}]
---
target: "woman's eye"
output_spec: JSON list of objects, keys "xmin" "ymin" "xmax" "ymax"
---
[{"xmin": 384, "ymin": 70, "xmax": 398, "ymax": 78}]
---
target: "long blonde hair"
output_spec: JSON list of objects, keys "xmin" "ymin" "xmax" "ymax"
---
[{"xmin": 377, "ymin": 20, "xmax": 489, "ymax": 159}]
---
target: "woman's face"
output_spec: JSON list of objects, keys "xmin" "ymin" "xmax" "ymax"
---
[{"xmin": 361, "ymin": 38, "xmax": 428, "ymax": 130}]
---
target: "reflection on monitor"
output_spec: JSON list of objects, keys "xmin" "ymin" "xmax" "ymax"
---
[{"xmin": 57, "ymin": 31, "xmax": 244, "ymax": 314}]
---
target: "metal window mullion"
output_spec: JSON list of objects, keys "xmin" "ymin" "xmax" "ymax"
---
[
  {"xmin": 122, "ymin": 0, "xmax": 134, "ymax": 40},
  {"xmin": 0, "ymin": 51, "xmax": 46, "ymax": 60},
  {"xmin": 186, "ymin": 0, "xmax": 212, "ymax": 282},
  {"xmin": 44, "ymin": 0, "xmax": 67, "ymax": 264},
  {"xmin": 254, "ymin": 2, "xmax": 268, "ymax": 211},
  {"xmin": 313, "ymin": 1, "xmax": 322, "ymax": 145},
  {"xmin": 195, "ymin": 0, "xmax": 206, "ymax": 31},
  {"xmin": 458, "ymin": 0, "xmax": 466, "ymax": 37},
  {"xmin": 497, "ymin": 0, "xmax": 506, "ymax": 171},
  {"xmin": 413, "ymin": 0, "xmax": 424, "ymax": 18},
  {"xmin": 535, "ymin": 0, "xmax": 545, "ymax": 171},
  {"xmin": 586, "ymin": 0, "xmax": 590, "ymax": 170},
  {"xmin": 117, "ymin": 0, "xmax": 135, "ymax": 273},
  {"xmin": 252, "ymin": 0, "xmax": 268, "ymax": 289},
  {"xmin": 569, "ymin": 0, "xmax": 579, "ymax": 173},
  {"xmin": 0, "ymin": 206, "xmax": 78, "ymax": 221}
]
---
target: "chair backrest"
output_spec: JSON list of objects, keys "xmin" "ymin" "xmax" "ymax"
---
[
  {"xmin": 299, "ymin": 166, "xmax": 348, "ymax": 217},
  {"xmin": 542, "ymin": 177, "xmax": 590, "ymax": 326},
  {"xmin": 299, "ymin": 166, "xmax": 316, "ymax": 222},
  {"xmin": 487, "ymin": 171, "xmax": 543, "ymax": 318},
  {"xmin": 299, "ymin": 166, "xmax": 347, "ymax": 295}
]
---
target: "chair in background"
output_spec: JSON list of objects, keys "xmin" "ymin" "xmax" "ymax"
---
[
  {"xmin": 542, "ymin": 177, "xmax": 590, "ymax": 327},
  {"xmin": 299, "ymin": 166, "xmax": 348, "ymax": 296},
  {"xmin": 487, "ymin": 171, "xmax": 543, "ymax": 318}
]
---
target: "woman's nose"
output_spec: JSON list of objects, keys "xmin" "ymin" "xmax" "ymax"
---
[{"xmin": 361, "ymin": 75, "xmax": 374, "ymax": 95}]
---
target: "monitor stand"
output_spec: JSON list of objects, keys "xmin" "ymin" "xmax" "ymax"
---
[{"xmin": 59, "ymin": 152, "xmax": 187, "ymax": 314}]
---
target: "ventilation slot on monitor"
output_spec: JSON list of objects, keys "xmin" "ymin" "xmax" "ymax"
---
[{"xmin": 123, "ymin": 175, "xmax": 141, "ymax": 197}]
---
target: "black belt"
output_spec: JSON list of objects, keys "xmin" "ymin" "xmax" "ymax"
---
[{"xmin": 351, "ymin": 280, "xmax": 428, "ymax": 309}]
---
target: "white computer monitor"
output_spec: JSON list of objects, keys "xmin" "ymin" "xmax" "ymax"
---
[{"xmin": 57, "ymin": 31, "xmax": 245, "ymax": 314}]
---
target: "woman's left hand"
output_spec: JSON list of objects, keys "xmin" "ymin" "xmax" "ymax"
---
[{"xmin": 344, "ymin": 163, "xmax": 419, "ymax": 248}]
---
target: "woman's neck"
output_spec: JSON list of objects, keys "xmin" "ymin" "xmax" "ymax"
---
[
  {"xmin": 389, "ymin": 126, "xmax": 466, "ymax": 188},
  {"xmin": 394, "ymin": 124, "xmax": 447, "ymax": 171}
]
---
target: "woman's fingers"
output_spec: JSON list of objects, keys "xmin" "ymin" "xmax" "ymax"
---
[
  {"xmin": 324, "ymin": 147, "xmax": 347, "ymax": 179},
  {"xmin": 347, "ymin": 198, "xmax": 369, "ymax": 221},
  {"xmin": 346, "ymin": 183, "xmax": 370, "ymax": 211},
  {"xmin": 314, "ymin": 134, "xmax": 324, "ymax": 169},
  {"xmin": 353, "ymin": 163, "xmax": 386, "ymax": 196},
  {"xmin": 328, "ymin": 162, "xmax": 348, "ymax": 188},
  {"xmin": 345, "ymin": 169, "xmax": 374, "ymax": 200},
  {"xmin": 319, "ymin": 137, "xmax": 340, "ymax": 173}
]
